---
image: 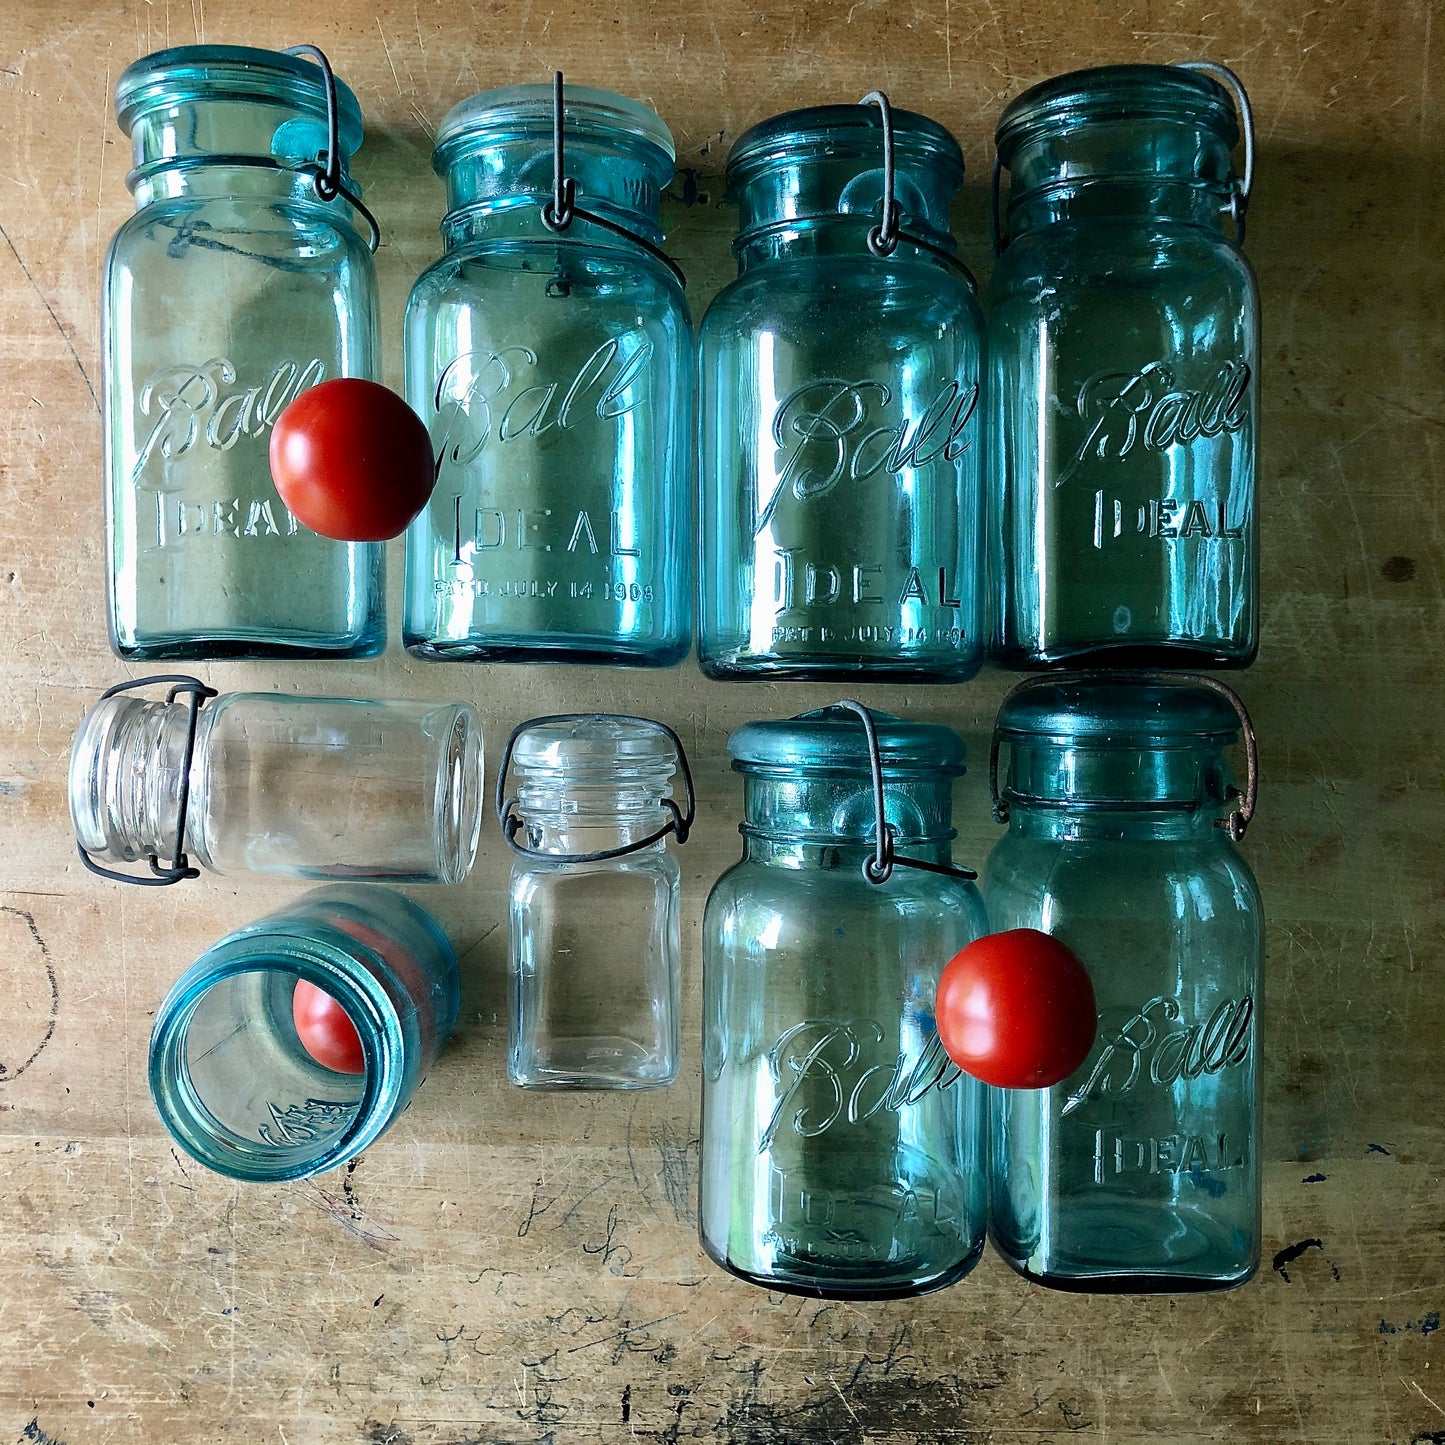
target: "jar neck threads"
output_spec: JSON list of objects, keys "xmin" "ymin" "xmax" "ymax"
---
[
  {"xmin": 738, "ymin": 772, "xmax": 958, "ymax": 851},
  {"xmin": 514, "ymin": 761, "xmax": 676, "ymax": 858},
  {"xmin": 69, "ymin": 696, "xmax": 200, "ymax": 868}
]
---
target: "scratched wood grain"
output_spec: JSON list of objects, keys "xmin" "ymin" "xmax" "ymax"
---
[{"xmin": 0, "ymin": 0, "xmax": 1441, "ymax": 1441}]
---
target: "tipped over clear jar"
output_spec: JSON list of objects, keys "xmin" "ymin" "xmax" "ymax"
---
[
  {"xmin": 104, "ymin": 45, "xmax": 384, "ymax": 659},
  {"xmin": 404, "ymin": 83, "xmax": 692, "ymax": 666},
  {"xmin": 501, "ymin": 716, "xmax": 687, "ymax": 1088},
  {"xmin": 149, "ymin": 885, "xmax": 459, "ymax": 1181},
  {"xmin": 70, "ymin": 680, "xmax": 482, "ymax": 884}
]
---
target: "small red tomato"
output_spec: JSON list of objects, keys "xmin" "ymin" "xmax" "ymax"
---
[
  {"xmin": 292, "ymin": 979, "xmax": 366, "ymax": 1075},
  {"xmin": 269, "ymin": 378, "xmax": 435, "ymax": 542},
  {"xmin": 935, "ymin": 929, "xmax": 1097, "ymax": 1089}
]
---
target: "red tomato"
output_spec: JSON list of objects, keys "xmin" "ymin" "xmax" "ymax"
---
[
  {"xmin": 269, "ymin": 378, "xmax": 436, "ymax": 542},
  {"xmin": 292, "ymin": 979, "xmax": 366, "ymax": 1075},
  {"xmin": 935, "ymin": 929, "xmax": 1097, "ymax": 1089}
]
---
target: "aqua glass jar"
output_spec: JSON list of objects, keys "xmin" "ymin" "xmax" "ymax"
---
[
  {"xmin": 70, "ymin": 678, "xmax": 482, "ymax": 885},
  {"xmin": 498, "ymin": 715, "xmax": 689, "ymax": 1089},
  {"xmin": 989, "ymin": 64, "xmax": 1259, "ymax": 668},
  {"xmin": 698, "ymin": 101, "xmax": 985, "ymax": 681},
  {"xmin": 985, "ymin": 675, "xmax": 1262, "ymax": 1292},
  {"xmin": 700, "ymin": 704, "xmax": 988, "ymax": 1298},
  {"xmin": 105, "ymin": 46, "xmax": 384, "ymax": 660},
  {"xmin": 404, "ymin": 82, "xmax": 692, "ymax": 666},
  {"xmin": 150, "ymin": 885, "xmax": 459, "ymax": 1181}
]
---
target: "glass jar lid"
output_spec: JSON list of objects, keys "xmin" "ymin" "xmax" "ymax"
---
[
  {"xmin": 996, "ymin": 678, "xmax": 1241, "ymax": 748},
  {"xmin": 511, "ymin": 715, "xmax": 679, "ymax": 778},
  {"xmin": 726, "ymin": 104, "xmax": 962, "ymax": 185},
  {"xmin": 434, "ymin": 83, "xmax": 675, "ymax": 170},
  {"xmin": 729, "ymin": 705, "xmax": 967, "ymax": 778},
  {"xmin": 115, "ymin": 44, "xmax": 364, "ymax": 154},
  {"xmin": 995, "ymin": 63, "xmax": 1237, "ymax": 163}
]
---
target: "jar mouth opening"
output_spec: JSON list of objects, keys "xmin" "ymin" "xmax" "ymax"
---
[
  {"xmin": 996, "ymin": 64, "xmax": 1238, "ymax": 165},
  {"xmin": 149, "ymin": 930, "xmax": 405, "ymax": 1183},
  {"xmin": 115, "ymin": 45, "xmax": 364, "ymax": 154},
  {"xmin": 726, "ymin": 104, "xmax": 964, "ymax": 187},
  {"xmin": 435, "ymin": 83, "xmax": 675, "ymax": 172}
]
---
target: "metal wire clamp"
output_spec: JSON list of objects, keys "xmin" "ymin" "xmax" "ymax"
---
[
  {"xmin": 538, "ymin": 71, "xmax": 687, "ymax": 290},
  {"xmin": 75, "ymin": 674, "xmax": 218, "ymax": 887},
  {"xmin": 496, "ymin": 713, "xmax": 696, "ymax": 864},
  {"xmin": 857, "ymin": 91, "xmax": 978, "ymax": 292},
  {"xmin": 832, "ymin": 700, "xmax": 977, "ymax": 887},
  {"xmin": 282, "ymin": 43, "xmax": 381, "ymax": 252}
]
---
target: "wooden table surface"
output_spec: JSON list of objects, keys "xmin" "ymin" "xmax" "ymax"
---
[{"xmin": 0, "ymin": 1, "xmax": 1440, "ymax": 1440}]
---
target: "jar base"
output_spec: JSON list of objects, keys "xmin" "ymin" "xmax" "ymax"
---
[
  {"xmin": 991, "ymin": 639, "xmax": 1257, "ymax": 671},
  {"xmin": 699, "ymin": 652, "xmax": 984, "ymax": 684},
  {"xmin": 996, "ymin": 1253, "xmax": 1258, "ymax": 1295},
  {"xmin": 112, "ymin": 629, "xmax": 386, "ymax": 662},
  {"xmin": 699, "ymin": 1230, "xmax": 984, "ymax": 1301},
  {"xmin": 407, "ymin": 635, "xmax": 688, "ymax": 668}
]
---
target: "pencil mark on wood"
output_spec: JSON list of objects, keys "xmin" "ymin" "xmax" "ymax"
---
[
  {"xmin": 518, "ymin": 1177, "xmax": 558, "ymax": 1236},
  {"xmin": 0, "ymin": 219, "xmax": 98, "ymax": 412},
  {"xmin": 0, "ymin": 906, "xmax": 59, "ymax": 1084}
]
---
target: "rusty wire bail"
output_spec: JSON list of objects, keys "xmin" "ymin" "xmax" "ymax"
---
[
  {"xmin": 282, "ymin": 44, "xmax": 381, "ymax": 252},
  {"xmin": 857, "ymin": 90, "xmax": 978, "ymax": 292},
  {"xmin": 495, "ymin": 713, "xmax": 696, "ymax": 865},
  {"xmin": 832, "ymin": 700, "xmax": 977, "ymax": 887},
  {"xmin": 537, "ymin": 71, "xmax": 687, "ymax": 289},
  {"xmin": 987, "ymin": 670, "xmax": 1258, "ymax": 842},
  {"xmin": 75, "ymin": 674, "xmax": 218, "ymax": 887},
  {"xmin": 1175, "ymin": 60, "xmax": 1255, "ymax": 245}
]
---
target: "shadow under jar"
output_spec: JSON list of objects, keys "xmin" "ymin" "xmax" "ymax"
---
[
  {"xmin": 985, "ymin": 676, "xmax": 1262, "ymax": 1292},
  {"xmin": 503, "ymin": 717, "xmax": 685, "ymax": 1089},
  {"xmin": 698, "ymin": 103, "xmax": 986, "ymax": 682},
  {"xmin": 104, "ymin": 46, "xmax": 383, "ymax": 660},
  {"xmin": 149, "ymin": 885, "xmax": 459, "ymax": 1181},
  {"xmin": 988, "ymin": 64, "xmax": 1259, "ymax": 668},
  {"xmin": 700, "ymin": 706, "xmax": 988, "ymax": 1299},
  {"xmin": 404, "ymin": 84, "xmax": 692, "ymax": 666}
]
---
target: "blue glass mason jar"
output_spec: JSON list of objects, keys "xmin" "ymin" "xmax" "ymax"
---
[
  {"xmin": 404, "ymin": 81, "xmax": 692, "ymax": 666},
  {"xmin": 698, "ymin": 100, "xmax": 985, "ymax": 681},
  {"xmin": 989, "ymin": 64, "xmax": 1259, "ymax": 668},
  {"xmin": 150, "ymin": 885, "xmax": 459, "ymax": 1181},
  {"xmin": 700, "ymin": 704, "xmax": 988, "ymax": 1298},
  {"xmin": 985, "ymin": 675, "xmax": 1262, "ymax": 1291},
  {"xmin": 105, "ymin": 46, "xmax": 384, "ymax": 660}
]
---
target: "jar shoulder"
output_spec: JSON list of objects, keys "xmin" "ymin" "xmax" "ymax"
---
[
  {"xmin": 988, "ymin": 224, "xmax": 1257, "ymax": 308},
  {"xmin": 701, "ymin": 256, "xmax": 981, "ymax": 340}
]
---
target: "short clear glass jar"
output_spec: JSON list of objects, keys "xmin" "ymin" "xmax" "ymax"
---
[
  {"xmin": 985, "ymin": 674, "xmax": 1262, "ymax": 1292},
  {"xmin": 105, "ymin": 46, "xmax": 384, "ymax": 659},
  {"xmin": 698, "ymin": 101, "xmax": 986, "ymax": 681},
  {"xmin": 499, "ymin": 715, "xmax": 689, "ymax": 1088},
  {"xmin": 988, "ymin": 64, "xmax": 1259, "ymax": 667},
  {"xmin": 700, "ymin": 704, "xmax": 988, "ymax": 1298},
  {"xmin": 404, "ymin": 82, "xmax": 692, "ymax": 666},
  {"xmin": 70, "ymin": 678, "xmax": 482, "ymax": 884},
  {"xmin": 150, "ymin": 885, "xmax": 459, "ymax": 1181}
]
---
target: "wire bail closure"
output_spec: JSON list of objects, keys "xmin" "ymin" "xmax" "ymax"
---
[
  {"xmin": 833, "ymin": 700, "xmax": 977, "ymax": 887},
  {"xmin": 282, "ymin": 44, "xmax": 381, "ymax": 252},
  {"xmin": 1174, "ymin": 60, "xmax": 1254, "ymax": 245},
  {"xmin": 496, "ymin": 714, "xmax": 696, "ymax": 865},
  {"xmin": 987, "ymin": 670, "xmax": 1258, "ymax": 842},
  {"xmin": 857, "ymin": 91, "xmax": 977, "ymax": 292},
  {"xmin": 537, "ymin": 71, "xmax": 687, "ymax": 290},
  {"xmin": 75, "ymin": 675, "xmax": 218, "ymax": 887}
]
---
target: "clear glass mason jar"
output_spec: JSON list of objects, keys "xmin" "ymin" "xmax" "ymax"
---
[
  {"xmin": 988, "ymin": 64, "xmax": 1259, "ymax": 668},
  {"xmin": 70, "ymin": 678, "xmax": 481, "ymax": 884},
  {"xmin": 985, "ymin": 675, "xmax": 1262, "ymax": 1292},
  {"xmin": 698, "ymin": 102, "xmax": 986, "ymax": 681},
  {"xmin": 499, "ymin": 716, "xmax": 688, "ymax": 1088},
  {"xmin": 700, "ymin": 704, "xmax": 988, "ymax": 1298},
  {"xmin": 105, "ymin": 46, "xmax": 384, "ymax": 660},
  {"xmin": 150, "ymin": 885, "xmax": 459, "ymax": 1181},
  {"xmin": 404, "ymin": 83, "xmax": 692, "ymax": 666}
]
